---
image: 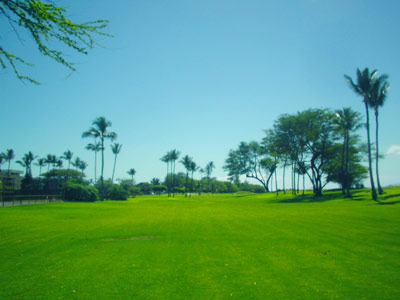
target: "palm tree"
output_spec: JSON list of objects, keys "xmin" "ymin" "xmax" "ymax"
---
[
  {"xmin": 0, "ymin": 153, "xmax": 4, "ymax": 172},
  {"xmin": 45, "ymin": 154, "xmax": 56, "ymax": 173},
  {"xmin": 16, "ymin": 151, "xmax": 37, "ymax": 178},
  {"xmin": 78, "ymin": 160, "xmax": 88, "ymax": 173},
  {"xmin": 127, "ymin": 168, "xmax": 136, "ymax": 185},
  {"xmin": 169, "ymin": 149, "xmax": 180, "ymax": 197},
  {"xmin": 56, "ymin": 159, "xmax": 63, "ymax": 169},
  {"xmin": 370, "ymin": 76, "xmax": 390, "ymax": 195},
  {"xmin": 150, "ymin": 178, "xmax": 161, "ymax": 185},
  {"xmin": 189, "ymin": 160, "xmax": 198, "ymax": 197},
  {"xmin": 34, "ymin": 158, "xmax": 46, "ymax": 185},
  {"xmin": 61, "ymin": 150, "xmax": 73, "ymax": 178},
  {"xmin": 344, "ymin": 68, "xmax": 379, "ymax": 201},
  {"xmin": 111, "ymin": 143, "xmax": 122, "ymax": 183},
  {"xmin": 334, "ymin": 107, "xmax": 363, "ymax": 197},
  {"xmin": 4, "ymin": 149, "xmax": 15, "ymax": 175},
  {"xmin": 85, "ymin": 142, "xmax": 102, "ymax": 183},
  {"xmin": 82, "ymin": 116, "xmax": 117, "ymax": 197},
  {"xmin": 204, "ymin": 161, "xmax": 215, "ymax": 192},
  {"xmin": 72, "ymin": 157, "xmax": 82, "ymax": 171},
  {"xmin": 180, "ymin": 155, "xmax": 193, "ymax": 197},
  {"xmin": 161, "ymin": 152, "xmax": 172, "ymax": 197}
]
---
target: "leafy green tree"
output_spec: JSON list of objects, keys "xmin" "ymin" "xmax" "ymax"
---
[
  {"xmin": 224, "ymin": 142, "xmax": 274, "ymax": 192},
  {"xmin": 0, "ymin": 0, "xmax": 110, "ymax": 84},
  {"xmin": 344, "ymin": 68, "xmax": 380, "ymax": 201},
  {"xmin": 333, "ymin": 108, "xmax": 363, "ymax": 196},
  {"xmin": 152, "ymin": 185, "xmax": 167, "ymax": 195},
  {"xmin": 85, "ymin": 142, "xmax": 102, "ymax": 183},
  {"xmin": 127, "ymin": 168, "xmax": 136, "ymax": 185},
  {"xmin": 82, "ymin": 116, "xmax": 117, "ymax": 197},
  {"xmin": 326, "ymin": 137, "xmax": 368, "ymax": 191},
  {"xmin": 369, "ymin": 75, "xmax": 390, "ymax": 195},
  {"xmin": 180, "ymin": 155, "xmax": 193, "ymax": 197},
  {"xmin": 3, "ymin": 149, "xmax": 15, "ymax": 175},
  {"xmin": 150, "ymin": 178, "xmax": 161, "ymax": 185},
  {"xmin": 111, "ymin": 143, "xmax": 122, "ymax": 183}
]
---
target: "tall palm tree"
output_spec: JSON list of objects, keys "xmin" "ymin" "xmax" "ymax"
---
[
  {"xmin": 127, "ymin": 168, "xmax": 136, "ymax": 185},
  {"xmin": 82, "ymin": 116, "xmax": 117, "ymax": 196},
  {"xmin": 16, "ymin": 152, "xmax": 37, "ymax": 178},
  {"xmin": 205, "ymin": 161, "xmax": 215, "ymax": 192},
  {"xmin": 161, "ymin": 152, "xmax": 172, "ymax": 197},
  {"xmin": 78, "ymin": 160, "xmax": 88, "ymax": 173},
  {"xmin": 4, "ymin": 149, "xmax": 15, "ymax": 175},
  {"xmin": 180, "ymin": 155, "xmax": 193, "ymax": 197},
  {"xmin": 0, "ymin": 153, "xmax": 4, "ymax": 172},
  {"xmin": 334, "ymin": 107, "xmax": 363, "ymax": 197},
  {"xmin": 72, "ymin": 157, "xmax": 82, "ymax": 171},
  {"xmin": 189, "ymin": 160, "xmax": 198, "ymax": 197},
  {"xmin": 34, "ymin": 158, "xmax": 46, "ymax": 185},
  {"xmin": 45, "ymin": 154, "xmax": 56, "ymax": 173},
  {"xmin": 370, "ymin": 76, "xmax": 390, "ymax": 195},
  {"xmin": 85, "ymin": 142, "xmax": 102, "ymax": 183},
  {"xmin": 111, "ymin": 143, "xmax": 122, "ymax": 183},
  {"xmin": 61, "ymin": 150, "xmax": 73, "ymax": 178},
  {"xmin": 344, "ymin": 68, "xmax": 379, "ymax": 201},
  {"xmin": 169, "ymin": 149, "xmax": 180, "ymax": 197}
]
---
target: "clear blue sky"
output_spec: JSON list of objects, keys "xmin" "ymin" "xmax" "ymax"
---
[{"xmin": 1, "ymin": 0, "xmax": 400, "ymax": 187}]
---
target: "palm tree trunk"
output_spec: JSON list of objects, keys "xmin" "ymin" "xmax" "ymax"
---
[
  {"xmin": 283, "ymin": 161, "xmax": 286, "ymax": 195},
  {"xmin": 94, "ymin": 151, "xmax": 97, "ymax": 184},
  {"xmin": 341, "ymin": 134, "xmax": 346, "ymax": 195},
  {"xmin": 185, "ymin": 171, "xmax": 189, "ymax": 197},
  {"xmin": 173, "ymin": 160, "xmax": 176, "ymax": 197},
  {"xmin": 7, "ymin": 161, "xmax": 11, "ymax": 176},
  {"xmin": 101, "ymin": 138, "xmax": 105, "ymax": 200},
  {"xmin": 375, "ymin": 111, "xmax": 383, "ymax": 195},
  {"xmin": 190, "ymin": 172, "xmax": 194, "ymax": 197},
  {"xmin": 364, "ymin": 101, "xmax": 378, "ymax": 201},
  {"xmin": 275, "ymin": 166, "xmax": 279, "ymax": 196},
  {"xmin": 167, "ymin": 162, "xmax": 170, "ymax": 197},
  {"xmin": 345, "ymin": 132, "xmax": 351, "ymax": 197},
  {"xmin": 111, "ymin": 153, "xmax": 117, "ymax": 183}
]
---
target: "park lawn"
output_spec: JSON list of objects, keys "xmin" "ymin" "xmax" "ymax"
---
[{"xmin": 0, "ymin": 188, "xmax": 399, "ymax": 299}]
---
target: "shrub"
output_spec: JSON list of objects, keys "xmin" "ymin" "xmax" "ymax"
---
[
  {"xmin": 63, "ymin": 181, "xmax": 99, "ymax": 202},
  {"xmin": 152, "ymin": 185, "xmax": 167, "ymax": 195},
  {"xmin": 129, "ymin": 186, "xmax": 142, "ymax": 197},
  {"xmin": 108, "ymin": 185, "xmax": 129, "ymax": 200}
]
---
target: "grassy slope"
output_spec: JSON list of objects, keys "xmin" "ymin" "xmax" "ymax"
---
[{"xmin": 0, "ymin": 188, "xmax": 399, "ymax": 300}]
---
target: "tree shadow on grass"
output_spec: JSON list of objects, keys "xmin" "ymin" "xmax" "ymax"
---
[
  {"xmin": 273, "ymin": 190, "xmax": 376, "ymax": 204},
  {"xmin": 274, "ymin": 192, "xmax": 342, "ymax": 203},
  {"xmin": 378, "ymin": 194, "xmax": 400, "ymax": 205}
]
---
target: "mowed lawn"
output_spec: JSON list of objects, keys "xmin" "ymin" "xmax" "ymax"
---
[{"xmin": 1, "ymin": 189, "xmax": 400, "ymax": 300}]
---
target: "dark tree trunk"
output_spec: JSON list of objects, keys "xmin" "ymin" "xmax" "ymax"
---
[
  {"xmin": 375, "ymin": 111, "xmax": 383, "ymax": 195},
  {"xmin": 364, "ymin": 101, "xmax": 378, "ymax": 201}
]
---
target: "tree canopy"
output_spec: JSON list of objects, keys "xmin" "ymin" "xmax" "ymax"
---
[{"xmin": 0, "ymin": 0, "xmax": 110, "ymax": 84}]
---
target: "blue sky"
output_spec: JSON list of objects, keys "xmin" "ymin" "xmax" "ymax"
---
[{"xmin": 1, "ymin": 0, "xmax": 400, "ymax": 187}]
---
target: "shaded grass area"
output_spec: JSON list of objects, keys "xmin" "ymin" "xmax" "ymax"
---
[{"xmin": 0, "ymin": 187, "xmax": 399, "ymax": 299}]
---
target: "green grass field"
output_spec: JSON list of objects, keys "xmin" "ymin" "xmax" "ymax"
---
[{"xmin": 1, "ymin": 188, "xmax": 400, "ymax": 299}]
